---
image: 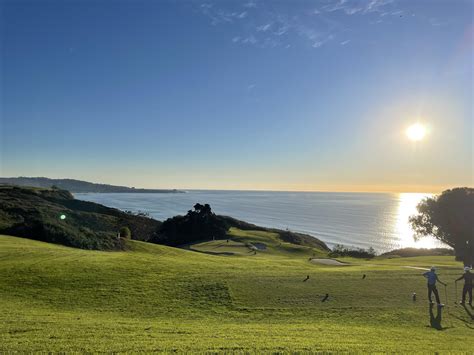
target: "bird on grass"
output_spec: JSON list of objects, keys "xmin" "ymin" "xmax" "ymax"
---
[{"xmin": 321, "ymin": 294, "xmax": 329, "ymax": 302}]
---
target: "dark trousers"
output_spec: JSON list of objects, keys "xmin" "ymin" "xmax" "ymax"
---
[
  {"xmin": 462, "ymin": 285, "xmax": 472, "ymax": 304},
  {"xmin": 428, "ymin": 284, "xmax": 440, "ymax": 304}
]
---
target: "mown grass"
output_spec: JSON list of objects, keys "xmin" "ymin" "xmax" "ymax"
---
[
  {"xmin": 1, "ymin": 233, "xmax": 472, "ymax": 352},
  {"xmin": 189, "ymin": 227, "xmax": 327, "ymax": 258}
]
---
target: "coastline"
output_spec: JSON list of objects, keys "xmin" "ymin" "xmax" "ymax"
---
[{"xmin": 75, "ymin": 190, "xmax": 445, "ymax": 253}]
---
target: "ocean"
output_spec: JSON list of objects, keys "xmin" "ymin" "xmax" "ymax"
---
[{"xmin": 75, "ymin": 190, "xmax": 444, "ymax": 253}]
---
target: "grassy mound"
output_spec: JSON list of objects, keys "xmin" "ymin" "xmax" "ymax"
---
[
  {"xmin": 220, "ymin": 215, "xmax": 329, "ymax": 251},
  {"xmin": 0, "ymin": 234, "xmax": 471, "ymax": 352},
  {"xmin": 189, "ymin": 227, "xmax": 328, "ymax": 258}
]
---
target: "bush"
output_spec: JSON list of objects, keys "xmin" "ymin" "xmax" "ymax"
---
[
  {"xmin": 119, "ymin": 226, "xmax": 132, "ymax": 239},
  {"xmin": 329, "ymin": 244, "xmax": 376, "ymax": 259}
]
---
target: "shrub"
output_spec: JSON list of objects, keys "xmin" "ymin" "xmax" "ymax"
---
[
  {"xmin": 329, "ymin": 244, "xmax": 376, "ymax": 259},
  {"xmin": 119, "ymin": 226, "xmax": 132, "ymax": 239}
]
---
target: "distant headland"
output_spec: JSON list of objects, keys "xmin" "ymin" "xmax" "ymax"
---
[{"xmin": 0, "ymin": 177, "xmax": 183, "ymax": 194}]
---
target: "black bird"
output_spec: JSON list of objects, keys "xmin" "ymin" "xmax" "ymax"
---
[
  {"xmin": 321, "ymin": 293, "xmax": 329, "ymax": 302},
  {"xmin": 362, "ymin": 274, "xmax": 366, "ymax": 279},
  {"xmin": 412, "ymin": 292, "xmax": 417, "ymax": 302},
  {"xmin": 303, "ymin": 275, "xmax": 310, "ymax": 282}
]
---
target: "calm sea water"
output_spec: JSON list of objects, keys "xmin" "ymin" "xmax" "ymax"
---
[{"xmin": 75, "ymin": 191, "xmax": 444, "ymax": 253}]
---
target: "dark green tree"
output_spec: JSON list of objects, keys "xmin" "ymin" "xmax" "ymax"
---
[
  {"xmin": 409, "ymin": 188, "xmax": 473, "ymax": 266},
  {"xmin": 159, "ymin": 203, "xmax": 228, "ymax": 246}
]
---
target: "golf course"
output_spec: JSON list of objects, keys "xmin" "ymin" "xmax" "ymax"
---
[
  {"xmin": 1, "ymin": 229, "xmax": 472, "ymax": 353},
  {"xmin": 3, "ymin": 0, "xmax": 473, "ymax": 352}
]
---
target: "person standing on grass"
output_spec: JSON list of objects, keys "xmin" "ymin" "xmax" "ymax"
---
[
  {"xmin": 423, "ymin": 267, "xmax": 446, "ymax": 306},
  {"xmin": 455, "ymin": 267, "xmax": 472, "ymax": 306}
]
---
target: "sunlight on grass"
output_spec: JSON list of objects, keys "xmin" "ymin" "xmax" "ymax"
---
[{"xmin": 0, "ymin": 234, "xmax": 471, "ymax": 352}]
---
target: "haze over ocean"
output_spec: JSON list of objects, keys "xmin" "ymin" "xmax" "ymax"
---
[{"xmin": 76, "ymin": 190, "xmax": 444, "ymax": 253}]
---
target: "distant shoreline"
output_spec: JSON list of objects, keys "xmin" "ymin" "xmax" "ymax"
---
[
  {"xmin": 73, "ymin": 189, "xmax": 185, "ymax": 194},
  {"xmin": 0, "ymin": 177, "xmax": 184, "ymax": 194}
]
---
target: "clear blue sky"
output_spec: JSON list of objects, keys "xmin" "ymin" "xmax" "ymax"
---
[{"xmin": 1, "ymin": 0, "xmax": 472, "ymax": 192}]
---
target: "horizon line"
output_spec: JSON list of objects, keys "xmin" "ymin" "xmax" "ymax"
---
[{"xmin": 1, "ymin": 175, "xmax": 455, "ymax": 194}]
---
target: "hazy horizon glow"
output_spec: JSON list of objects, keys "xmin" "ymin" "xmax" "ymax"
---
[{"xmin": 1, "ymin": 0, "xmax": 472, "ymax": 192}]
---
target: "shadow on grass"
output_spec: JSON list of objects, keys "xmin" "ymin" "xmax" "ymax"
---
[
  {"xmin": 462, "ymin": 304, "xmax": 474, "ymax": 321},
  {"xmin": 447, "ymin": 304, "xmax": 474, "ymax": 330},
  {"xmin": 428, "ymin": 304, "xmax": 444, "ymax": 330}
]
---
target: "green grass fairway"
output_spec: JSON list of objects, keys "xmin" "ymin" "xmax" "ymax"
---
[{"xmin": 1, "ymin": 233, "xmax": 472, "ymax": 352}]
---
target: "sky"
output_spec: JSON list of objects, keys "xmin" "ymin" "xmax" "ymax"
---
[{"xmin": 1, "ymin": 0, "xmax": 472, "ymax": 192}]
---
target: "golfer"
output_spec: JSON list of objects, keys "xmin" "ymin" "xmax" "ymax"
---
[
  {"xmin": 455, "ymin": 267, "xmax": 472, "ymax": 306},
  {"xmin": 423, "ymin": 267, "xmax": 446, "ymax": 306}
]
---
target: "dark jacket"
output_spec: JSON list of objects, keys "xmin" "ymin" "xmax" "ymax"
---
[{"xmin": 456, "ymin": 272, "xmax": 473, "ymax": 287}]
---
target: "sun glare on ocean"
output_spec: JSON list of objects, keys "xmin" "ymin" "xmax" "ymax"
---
[{"xmin": 395, "ymin": 193, "xmax": 442, "ymax": 249}]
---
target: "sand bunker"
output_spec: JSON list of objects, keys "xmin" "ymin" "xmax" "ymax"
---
[
  {"xmin": 310, "ymin": 258, "xmax": 349, "ymax": 266},
  {"xmin": 402, "ymin": 266, "xmax": 430, "ymax": 271},
  {"xmin": 251, "ymin": 243, "xmax": 267, "ymax": 250}
]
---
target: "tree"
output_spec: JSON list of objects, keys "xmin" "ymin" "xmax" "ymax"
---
[
  {"xmin": 409, "ymin": 188, "xmax": 473, "ymax": 266},
  {"xmin": 119, "ymin": 226, "xmax": 132, "ymax": 239},
  {"xmin": 159, "ymin": 203, "xmax": 229, "ymax": 245},
  {"xmin": 193, "ymin": 203, "xmax": 204, "ymax": 213}
]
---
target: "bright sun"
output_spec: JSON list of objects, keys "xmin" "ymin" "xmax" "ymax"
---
[{"xmin": 406, "ymin": 123, "xmax": 426, "ymax": 142}]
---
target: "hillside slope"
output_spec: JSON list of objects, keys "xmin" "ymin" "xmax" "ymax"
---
[
  {"xmin": 0, "ymin": 176, "xmax": 182, "ymax": 193},
  {"xmin": 0, "ymin": 235, "xmax": 470, "ymax": 353},
  {"xmin": 0, "ymin": 186, "xmax": 161, "ymax": 250}
]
